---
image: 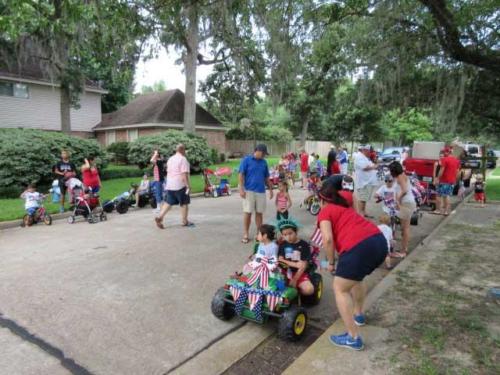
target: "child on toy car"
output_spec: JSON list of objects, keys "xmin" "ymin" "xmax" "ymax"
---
[
  {"xmin": 243, "ymin": 224, "xmax": 279, "ymax": 274},
  {"xmin": 277, "ymin": 219, "xmax": 314, "ymax": 296}
]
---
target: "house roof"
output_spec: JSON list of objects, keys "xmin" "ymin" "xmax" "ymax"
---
[
  {"xmin": 0, "ymin": 60, "xmax": 107, "ymax": 94},
  {"xmin": 93, "ymin": 89, "xmax": 222, "ymax": 130}
]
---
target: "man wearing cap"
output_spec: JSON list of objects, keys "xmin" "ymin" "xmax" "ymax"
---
[
  {"xmin": 433, "ymin": 146, "xmax": 460, "ymax": 216},
  {"xmin": 337, "ymin": 146, "xmax": 349, "ymax": 175},
  {"xmin": 239, "ymin": 144, "xmax": 274, "ymax": 243},
  {"xmin": 354, "ymin": 145, "xmax": 378, "ymax": 218}
]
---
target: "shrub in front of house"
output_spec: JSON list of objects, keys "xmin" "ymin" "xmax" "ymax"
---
[
  {"xmin": 127, "ymin": 130, "xmax": 212, "ymax": 172},
  {"xmin": 0, "ymin": 128, "xmax": 108, "ymax": 194},
  {"xmin": 107, "ymin": 142, "xmax": 129, "ymax": 164}
]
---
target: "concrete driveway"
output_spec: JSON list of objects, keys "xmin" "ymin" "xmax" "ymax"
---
[{"xmin": 0, "ymin": 185, "xmax": 446, "ymax": 375}]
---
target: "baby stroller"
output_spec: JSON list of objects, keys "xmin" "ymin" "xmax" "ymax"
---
[
  {"xmin": 408, "ymin": 173, "xmax": 425, "ymax": 225},
  {"xmin": 102, "ymin": 188, "xmax": 134, "ymax": 214},
  {"xmin": 203, "ymin": 167, "xmax": 232, "ymax": 197},
  {"xmin": 269, "ymin": 168, "xmax": 281, "ymax": 187},
  {"xmin": 67, "ymin": 179, "xmax": 106, "ymax": 224}
]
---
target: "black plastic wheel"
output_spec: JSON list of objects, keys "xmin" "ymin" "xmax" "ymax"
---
[
  {"xmin": 211, "ymin": 287, "xmax": 235, "ymax": 321},
  {"xmin": 22, "ymin": 214, "xmax": 33, "ymax": 227},
  {"xmin": 137, "ymin": 195, "xmax": 148, "ymax": 208},
  {"xmin": 43, "ymin": 214, "xmax": 52, "ymax": 225},
  {"xmin": 410, "ymin": 211, "xmax": 419, "ymax": 226},
  {"xmin": 115, "ymin": 200, "xmax": 129, "ymax": 214},
  {"xmin": 278, "ymin": 305, "xmax": 307, "ymax": 341},
  {"xmin": 102, "ymin": 200, "xmax": 115, "ymax": 213},
  {"xmin": 302, "ymin": 273, "xmax": 323, "ymax": 305},
  {"xmin": 149, "ymin": 197, "xmax": 157, "ymax": 209},
  {"xmin": 310, "ymin": 202, "xmax": 321, "ymax": 216}
]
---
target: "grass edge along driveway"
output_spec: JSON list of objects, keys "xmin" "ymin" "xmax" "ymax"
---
[{"xmin": 0, "ymin": 157, "xmax": 293, "ymax": 222}]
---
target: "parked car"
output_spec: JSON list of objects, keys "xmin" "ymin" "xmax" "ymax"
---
[
  {"xmin": 378, "ymin": 147, "xmax": 405, "ymax": 165},
  {"xmin": 463, "ymin": 143, "xmax": 482, "ymax": 158},
  {"xmin": 487, "ymin": 149, "xmax": 497, "ymax": 169}
]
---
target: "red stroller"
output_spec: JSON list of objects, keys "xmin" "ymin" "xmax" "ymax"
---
[{"xmin": 66, "ymin": 179, "xmax": 106, "ymax": 224}]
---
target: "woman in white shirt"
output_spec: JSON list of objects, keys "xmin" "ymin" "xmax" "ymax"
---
[{"xmin": 388, "ymin": 161, "xmax": 416, "ymax": 257}]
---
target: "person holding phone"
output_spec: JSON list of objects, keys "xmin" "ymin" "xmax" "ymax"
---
[
  {"xmin": 150, "ymin": 149, "xmax": 166, "ymax": 211},
  {"xmin": 154, "ymin": 144, "xmax": 193, "ymax": 229}
]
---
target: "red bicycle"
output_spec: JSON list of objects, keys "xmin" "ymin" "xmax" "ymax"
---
[{"xmin": 21, "ymin": 196, "xmax": 52, "ymax": 227}]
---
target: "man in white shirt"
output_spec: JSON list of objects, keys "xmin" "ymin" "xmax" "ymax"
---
[
  {"xmin": 354, "ymin": 145, "xmax": 378, "ymax": 217},
  {"xmin": 155, "ymin": 144, "xmax": 193, "ymax": 229}
]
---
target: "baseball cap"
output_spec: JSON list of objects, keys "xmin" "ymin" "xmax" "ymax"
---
[
  {"xmin": 360, "ymin": 144, "xmax": 371, "ymax": 151},
  {"xmin": 255, "ymin": 144, "xmax": 269, "ymax": 155}
]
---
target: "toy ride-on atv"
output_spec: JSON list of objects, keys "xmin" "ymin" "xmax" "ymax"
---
[{"xmin": 211, "ymin": 256, "xmax": 323, "ymax": 341}]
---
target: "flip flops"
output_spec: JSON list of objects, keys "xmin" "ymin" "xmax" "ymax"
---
[
  {"xmin": 154, "ymin": 217, "xmax": 164, "ymax": 229},
  {"xmin": 241, "ymin": 237, "xmax": 250, "ymax": 244},
  {"xmin": 182, "ymin": 221, "xmax": 195, "ymax": 227}
]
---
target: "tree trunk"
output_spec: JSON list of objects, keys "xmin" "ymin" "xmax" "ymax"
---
[
  {"xmin": 60, "ymin": 85, "xmax": 71, "ymax": 134},
  {"xmin": 183, "ymin": 3, "xmax": 198, "ymax": 134},
  {"xmin": 300, "ymin": 116, "xmax": 309, "ymax": 145}
]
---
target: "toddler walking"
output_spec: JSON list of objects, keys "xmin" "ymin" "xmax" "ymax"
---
[{"xmin": 276, "ymin": 181, "xmax": 292, "ymax": 220}]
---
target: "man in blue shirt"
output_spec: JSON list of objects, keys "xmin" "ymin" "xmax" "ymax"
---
[{"xmin": 239, "ymin": 144, "xmax": 274, "ymax": 243}]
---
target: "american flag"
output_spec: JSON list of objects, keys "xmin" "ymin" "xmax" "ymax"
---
[
  {"xmin": 266, "ymin": 292, "xmax": 282, "ymax": 312},
  {"xmin": 248, "ymin": 290, "xmax": 262, "ymax": 310},
  {"xmin": 310, "ymin": 227, "xmax": 323, "ymax": 247},
  {"xmin": 230, "ymin": 286, "xmax": 241, "ymax": 302},
  {"xmin": 247, "ymin": 258, "xmax": 271, "ymax": 288},
  {"xmin": 234, "ymin": 288, "xmax": 248, "ymax": 315}
]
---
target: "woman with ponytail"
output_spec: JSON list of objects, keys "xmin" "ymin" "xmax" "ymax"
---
[{"xmin": 317, "ymin": 182, "xmax": 387, "ymax": 351}]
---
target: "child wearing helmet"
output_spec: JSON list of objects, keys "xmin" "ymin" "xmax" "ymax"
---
[{"xmin": 277, "ymin": 218, "xmax": 314, "ymax": 296}]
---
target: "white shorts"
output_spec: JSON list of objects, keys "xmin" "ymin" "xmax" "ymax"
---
[
  {"xmin": 243, "ymin": 191, "xmax": 266, "ymax": 214},
  {"xmin": 356, "ymin": 185, "xmax": 375, "ymax": 203},
  {"xmin": 397, "ymin": 201, "xmax": 416, "ymax": 221},
  {"xmin": 340, "ymin": 163, "xmax": 348, "ymax": 175}
]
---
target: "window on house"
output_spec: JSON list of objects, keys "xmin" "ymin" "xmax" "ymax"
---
[
  {"xmin": 0, "ymin": 81, "xmax": 29, "ymax": 98},
  {"xmin": 127, "ymin": 129, "xmax": 138, "ymax": 142},
  {"xmin": 106, "ymin": 130, "xmax": 116, "ymax": 146}
]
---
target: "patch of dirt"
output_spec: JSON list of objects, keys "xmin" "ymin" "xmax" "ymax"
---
[{"xmin": 369, "ymin": 217, "xmax": 500, "ymax": 375}]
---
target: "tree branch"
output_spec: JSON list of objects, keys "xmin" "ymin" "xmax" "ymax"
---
[{"xmin": 419, "ymin": 0, "xmax": 500, "ymax": 75}]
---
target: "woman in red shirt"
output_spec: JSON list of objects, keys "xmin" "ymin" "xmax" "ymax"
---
[
  {"xmin": 81, "ymin": 156, "xmax": 101, "ymax": 193},
  {"xmin": 317, "ymin": 182, "xmax": 387, "ymax": 350}
]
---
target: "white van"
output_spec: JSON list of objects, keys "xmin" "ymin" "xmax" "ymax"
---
[{"xmin": 463, "ymin": 143, "xmax": 482, "ymax": 157}]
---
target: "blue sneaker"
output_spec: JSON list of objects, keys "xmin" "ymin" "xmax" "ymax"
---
[
  {"xmin": 354, "ymin": 314, "xmax": 366, "ymax": 326},
  {"xmin": 329, "ymin": 333, "xmax": 364, "ymax": 350}
]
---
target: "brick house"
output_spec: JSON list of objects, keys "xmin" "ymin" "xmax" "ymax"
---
[
  {"xmin": 93, "ymin": 89, "xmax": 226, "ymax": 153},
  {"xmin": 0, "ymin": 66, "xmax": 106, "ymax": 137}
]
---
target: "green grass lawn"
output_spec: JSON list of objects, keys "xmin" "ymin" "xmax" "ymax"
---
[
  {"xmin": 0, "ymin": 157, "xmax": 292, "ymax": 222},
  {"xmin": 486, "ymin": 167, "xmax": 500, "ymax": 201}
]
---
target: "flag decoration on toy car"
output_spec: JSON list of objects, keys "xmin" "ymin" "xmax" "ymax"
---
[
  {"xmin": 248, "ymin": 290, "xmax": 262, "ymax": 310},
  {"xmin": 247, "ymin": 256, "xmax": 275, "ymax": 289},
  {"xmin": 266, "ymin": 290, "xmax": 282, "ymax": 312},
  {"xmin": 234, "ymin": 288, "xmax": 248, "ymax": 315},
  {"xmin": 230, "ymin": 286, "xmax": 241, "ymax": 302},
  {"xmin": 310, "ymin": 227, "xmax": 323, "ymax": 247}
]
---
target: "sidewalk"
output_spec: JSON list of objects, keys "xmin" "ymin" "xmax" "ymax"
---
[{"xmin": 284, "ymin": 203, "xmax": 500, "ymax": 375}]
